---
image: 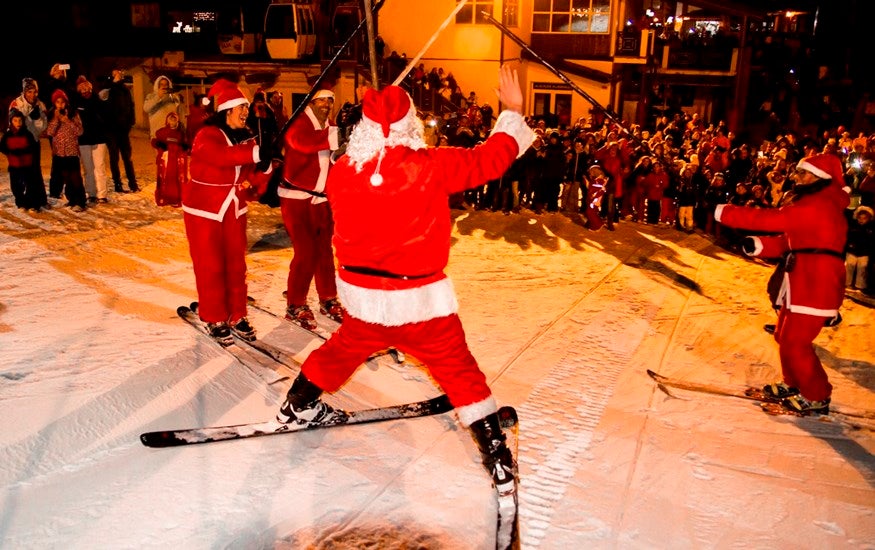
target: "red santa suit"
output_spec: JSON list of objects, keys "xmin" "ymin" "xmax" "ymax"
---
[
  {"xmin": 182, "ymin": 80, "xmax": 272, "ymax": 326},
  {"xmin": 152, "ymin": 112, "xmax": 188, "ymax": 207},
  {"xmin": 279, "ymin": 89, "xmax": 340, "ymax": 310},
  {"xmin": 715, "ymin": 153, "xmax": 849, "ymax": 402},
  {"xmin": 298, "ymin": 85, "xmax": 534, "ymax": 426}
]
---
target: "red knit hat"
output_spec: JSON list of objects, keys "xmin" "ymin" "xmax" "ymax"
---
[
  {"xmin": 207, "ymin": 79, "xmax": 249, "ymax": 112},
  {"xmin": 362, "ymin": 85, "xmax": 413, "ymax": 138},
  {"xmin": 796, "ymin": 153, "xmax": 845, "ymax": 189},
  {"xmin": 51, "ymin": 89, "xmax": 68, "ymax": 104}
]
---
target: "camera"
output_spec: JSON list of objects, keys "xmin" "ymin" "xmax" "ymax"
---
[
  {"xmin": 59, "ymin": 64, "xmax": 71, "ymax": 71},
  {"xmin": 59, "ymin": 108, "xmax": 68, "ymax": 117}
]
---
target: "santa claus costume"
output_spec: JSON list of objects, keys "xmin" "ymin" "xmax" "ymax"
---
[
  {"xmin": 278, "ymin": 88, "xmax": 342, "ymax": 329},
  {"xmin": 152, "ymin": 111, "xmax": 188, "ymax": 207},
  {"xmin": 715, "ymin": 153, "xmax": 850, "ymax": 414},
  {"xmin": 276, "ymin": 66, "xmax": 534, "ymax": 497},
  {"xmin": 182, "ymin": 79, "xmax": 274, "ymax": 344}
]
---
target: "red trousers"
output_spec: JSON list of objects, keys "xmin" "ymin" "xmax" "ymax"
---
[
  {"xmin": 280, "ymin": 198, "xmax": 337, "ymax": 306},
  {"xmin": 302, "ymin": 314, "xmax": 492, "ymax": 410},
  {"xmin": 774, "ymin": 307, "xmax": 833, "ymax": 401},
  {"xmin": 183, "ymin": 210, "xmax": 249, "ymax": 324}
]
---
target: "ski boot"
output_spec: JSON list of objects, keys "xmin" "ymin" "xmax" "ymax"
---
[
  {"xmin": 206, "ymin": 321, "xmax": 233, "ymax": 346},
  {"xmin": 286, "ymin": 304, "xmax": 317, "ymax": 331},
  {"xmin": 470, "ymin": 413, "xmax": 517, "ymax": 497},
  {"xmin": 276, "ymin": 373, "xmax": 348, "ymax": 426},
  {"xmin": 780, "ymin": 394, "xmax": 830, "ymax": 415},
  {"xmin": 319, "ymin": 297, "xmax": 345, "ymax": 324},
  {"xmin": 230, "ymin": 317, "xmax": 256, "ymax": 341},
  {"xmin": 762, "ymin": 381, "xmax": 800, "ymax": 399}
]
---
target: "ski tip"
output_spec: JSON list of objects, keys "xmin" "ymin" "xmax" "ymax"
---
[
  {"xmin": 176, "ymin": 305, "xmax": 190, "ymax": 316},
  {"xmin": 140, "ymin": 431, "xmax": 183, "ymax": 448},
  {"xmin": 190, "ymin": 301, "xmax": 199, "ymax": 312},
  {"xmin": 646, "ymin": 369, "xmax": 663, "ymax": 381},
  {"xmin": 247, "ymin": 295, "xmax": 255, "ymax": 304},
  {"xmin": 498, "ymin": 406, "xmax": 518, "ymax": 428}
]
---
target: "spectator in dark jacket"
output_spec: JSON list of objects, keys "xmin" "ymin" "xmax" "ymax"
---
[
  {"xmin": 74, "ymin": 75, "xmax": 110, "ymax": 203},
  {"xmin": 845, "ymin": 205, "xmax": 874, "ymax": 292},
  {"xmin": 103, "ymin": 69, "xmax": 139, "ymax": 193},
  {"xmin": 0, "ymin": 109, "xmax": 46, "ymax": 211}
]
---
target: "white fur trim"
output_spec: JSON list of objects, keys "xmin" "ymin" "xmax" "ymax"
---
[
  {"xmin": 796, "ymin": 159, "xmax": 831, "ymax": 180},
  {"xmin": 328, "ymin": 126, "xmax": 339, "ymax": 150},
  {"xmin": 336, "ymin": 276, "xmax": 459, "ymax": 326},
  {"xmin": 456, "ymin": 396, "xmax": 498, "ymax": 427},
  {"xmin": 313, "ymin": 89, "xmax": 335, "ymax": 100},
  {"xmin": 491, "ymin": 110, "xmax": 535, "ymax": 158},
  {"xmin": 714, "ymin": 203, "xmax": 726, "ymax": 222},
  {"xmin": 217, "ymin": 97, "xmax": 248, "ymax": 112}
]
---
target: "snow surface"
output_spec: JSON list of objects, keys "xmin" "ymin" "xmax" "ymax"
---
[{"xmin": 1, "ymin": 129, "xmax": 873, "ymax": 549}]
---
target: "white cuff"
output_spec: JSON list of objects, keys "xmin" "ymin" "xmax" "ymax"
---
[
  {"xmin": 492, "ymin": 110, "xmax": 535, "ymax": 158},
  {"xmin": 328, "ymin": 126, "xmax": 339, "ymax": 151}
]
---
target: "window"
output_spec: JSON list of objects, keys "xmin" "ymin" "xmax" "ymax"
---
[
  {"xmin": 503, "ymin": 0, "xmax": 519, "ymax": 27},
  {"xmin": 456, "ymin": 0, "xmax": 494, "ymax": 25},
  {"xmin": 532, "ymin": 0, "xmax": 611, "ymax": 34}
]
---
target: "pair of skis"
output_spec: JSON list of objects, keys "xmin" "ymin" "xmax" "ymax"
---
[
  {"xmin": 647, "ymin": 369, "xmax": 875, "ymax": 429},
  {"xmin": 142, "ymin": 303, "xmax": 521, "ymax": 549}
]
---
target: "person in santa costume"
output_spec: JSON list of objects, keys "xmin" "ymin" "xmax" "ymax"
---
[
  {"xmin": 182, "ymin": 78, "xmax": 275, "ymax": 345},
  {"xmin": 715, "ymin": 152, "xmax": 850, "ymax": 414},
  {"xmin": 278, "ymin": 87, "xmax": 344, "ymax": 330},
  {"xmin": 275, "ymin": 65, "xmax": 534, "ymax": 496}
]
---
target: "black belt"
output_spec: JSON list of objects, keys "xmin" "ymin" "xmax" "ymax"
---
[
  {"xmin": 783, "ymin": 248, "xmax": 844, "ymax": 272},
  {"xmin": 280, "ymin": 180, "xmax": 327, "ymax": 198},
  {"xmin": 789, "ymin": 248, "xmax": 844, "ymax": 258},
  {"xmin": 341, "ymin": 265, "xmax": 439, "ymax": 281}
]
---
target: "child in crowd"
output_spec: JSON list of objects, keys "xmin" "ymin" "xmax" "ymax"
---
[
  {"xmin": 152, "ymin": 111, "xmax": 188, "ymax": 207},
  {"xmin": 0, "ymin": 109, "xmax": 46, "ymax": 212},
  {"xmin": 845, "ymin": 205, "xmax": 874, "ymax": 293},
  {"xmin": 44, "ymin": 89, "xmax": 86, "ymax": 212}
]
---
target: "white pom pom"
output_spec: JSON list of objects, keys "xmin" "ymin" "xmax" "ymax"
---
[
  {"xmin": 201, "ymin": 96, "xmax": 211, "ymax": 106},
  {"xmin": 370, "ymin": 173, "xmax": 383, "ymax": 186}
]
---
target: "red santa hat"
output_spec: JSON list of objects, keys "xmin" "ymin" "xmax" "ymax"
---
[
  {"xmin": 358, "ymin": 85, "xmax": 416, "ymax": 186},
  {"xmin": 796, "ymin": 153, "xmax": 847, "ymax": 190},
  {"xmin": 362, "ymin": 86, "xmax": 412, "ymax": 138},
  {"xmin": 207, "ymin": 78, "xmax": 249, "ymax": 112}
]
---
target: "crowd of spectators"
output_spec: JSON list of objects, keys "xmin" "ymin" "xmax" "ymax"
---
[{"xmin": 387, "ymin": 57, "xmax": 874, "ymax": 294}]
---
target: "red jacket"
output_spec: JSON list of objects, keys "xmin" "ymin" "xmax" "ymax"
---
[
  {"xmin": 182, "ymin": 125, "xmax": 271, "ymax": 221},
  {"xmin": 715, "ymin": 184, "xmax": 849, "ymax": 315},
  {"xmin": 280, "ymin": 106, "xmax": 338, "ymax": 203}
]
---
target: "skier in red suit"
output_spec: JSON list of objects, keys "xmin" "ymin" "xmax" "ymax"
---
[
  {"xmin": 715, "ymin": 153, "xmax": 850, "ymax": 414},
  {"xmin": 182, "ymin": 79, "xmax": 275, "ymax": 345},
  {"xmin": 279, "ymin": 88, "xmax": 344, "ymax": 330},
  {"xmin": 275, "ymin": 65, "xmax": 534, "ymax": 497}
]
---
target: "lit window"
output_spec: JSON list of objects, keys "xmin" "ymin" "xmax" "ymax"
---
[
  {"xmin": 456, "ymin": 0, "xmax": 495, "ymax": 25},
  {"xmin": 503, "ymin": 0, "xmax": 519, "ymax": 27},
  {"xmin": 533, "ymin": 0, "xmax": 611, "ymax": 34}
]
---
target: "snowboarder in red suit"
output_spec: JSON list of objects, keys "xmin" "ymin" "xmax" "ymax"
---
[
  {"xmin": 276, "ymin": 65, "xmax": 535, "ymax": 497},
  {"xmin": 715, "ymin": 153, "xmax": 850, "ymax": 414}
]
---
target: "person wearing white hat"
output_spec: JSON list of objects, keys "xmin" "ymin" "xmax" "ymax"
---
[
  {"xmin": 182, "ymin": 78, "xmax": 276, "ymax": 345},
  {"xmin": 278, "ymin": 87, "xmax": 344, "ymax": 330},
  {"xmin": 276, "ymin": 65, "xmax": 534, "ymax": 498},
  {"xmin": 715, "ymin": 152, "xmax": 850, "ymax": 415}
]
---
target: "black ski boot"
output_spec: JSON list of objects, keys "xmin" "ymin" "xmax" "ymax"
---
[
  {"xmin": 206, "ymin": 321, "xmax": 233, "ymax": 346},
  {"xmin": 276, "ymin": 373, "xmax": 347, "ymax": 425},
  {"xmin": 470, "ymin": 413, "xmax": 517, "ymax": 497}
]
